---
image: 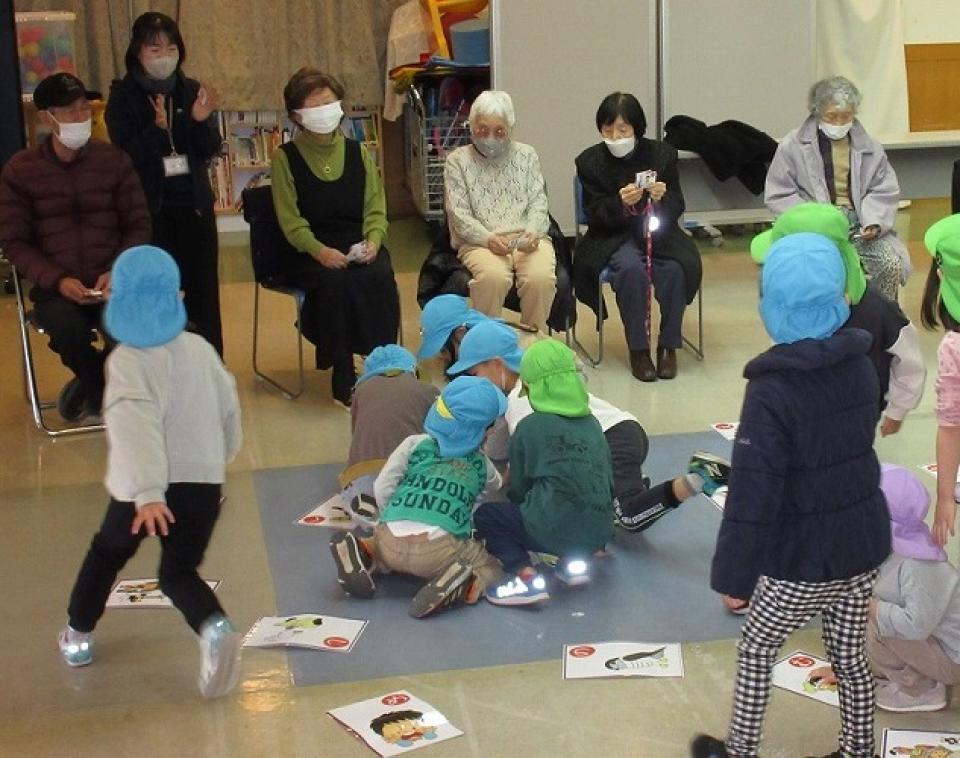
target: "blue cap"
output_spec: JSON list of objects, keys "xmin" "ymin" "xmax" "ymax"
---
[
  {"xmin": 105, "ymin": 245, "xmax": 187, "ymax": 348},
  {"xmin": 759, "ymin": 232, "xmax": 850, "ymax": 344},
  {"xmin": 446, "ymin": 320, "xmax": 524, "ymax": 375},
  {"xmin": 356, "ymin": 344, "xmax": 417, "ymax": 385},
  {"xmin": 417, "ymin": 294, "xmax": 489, "ymax": 360},
  {"xmin": 424, "ymin": 375, "xmax": 507, "ymax": 458}
]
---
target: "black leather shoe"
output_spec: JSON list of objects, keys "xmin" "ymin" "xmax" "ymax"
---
[
  {"xmin": 629, "ymin": 350, "xmax": 657, "ymax": 382},
  {"xmin": 57, "ymin": 377, "xmax": 87, "ymax": 421},
  {"xmin": 656, "ymin": 347, "xmax": 678, "ymax": 380}
]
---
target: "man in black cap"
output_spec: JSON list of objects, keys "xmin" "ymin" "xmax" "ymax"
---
[{"xmin": 0, "ymin": 73, "xmax": 151, "ymax": 420}]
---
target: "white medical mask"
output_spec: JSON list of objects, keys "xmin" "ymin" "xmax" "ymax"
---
[
  {"xmin": 143, "ymin": 55, "xmax": 179, "ymax": 81},
  {"xmin": 473, "ymin": 136, "xmax": 508, "ymax": 159},
  {"xmin": 297, "ymin": 101, "xmax": 344, "ymax": 134},
  {"xmin": 52, "ymin": 117, "xmax": 92, "ymax": 151},
  {"xmin": 604, "ymin": 136, "xmax": 636, "ymax": 158},
  {"xmin": 819, "ymin": 121, "xmax": 853, "ymax": 141}
]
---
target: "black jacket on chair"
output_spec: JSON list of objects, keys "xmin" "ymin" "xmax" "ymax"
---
[{"xmin": 241, "ymin": 185, "xmax": 302, "ymax": 286}]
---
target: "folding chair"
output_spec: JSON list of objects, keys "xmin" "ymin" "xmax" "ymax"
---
[
  {"xmin": 570, "ymin": 176, "xmax": 704, "ymax": 367},
  {"xmin": 11, "ymin": 265, "xmax": 105, "ymax": 437}
]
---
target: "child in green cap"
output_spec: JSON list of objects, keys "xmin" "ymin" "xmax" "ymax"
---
[
  {"xmin": 474, "ymin": 339, "xmax": 615, "ymax": 604},
  {"xmin": 920, "ymin": 212, "xmax": 960, "ymax": 549}
]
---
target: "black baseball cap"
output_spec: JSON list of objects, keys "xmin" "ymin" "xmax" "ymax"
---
[{"xmin": 32, "ymin": 73, "xmax": 100, "ymax": 110}]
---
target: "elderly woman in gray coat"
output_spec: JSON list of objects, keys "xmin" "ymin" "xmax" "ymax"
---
[{"xmin": 765, "ymin": 76, "xmax": 910, "ymax": 301}]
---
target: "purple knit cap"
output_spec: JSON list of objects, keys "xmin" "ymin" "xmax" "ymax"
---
[{"xmin": 880, "ymin": 463, "xmax": 946, "ymax": 562}]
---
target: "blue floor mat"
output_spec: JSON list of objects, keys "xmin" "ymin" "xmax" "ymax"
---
[{"xmin": 252, "ymin": 430, "xmax": 743, "ymax": 686}]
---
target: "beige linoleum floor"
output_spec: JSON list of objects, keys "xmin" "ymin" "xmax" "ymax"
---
[{"xmin": 1, "ymin": 202, "xmax": 957, "ymax": 757}]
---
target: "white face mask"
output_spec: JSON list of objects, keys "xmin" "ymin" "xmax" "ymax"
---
[
  {"xmin": 297, "ymin": 101, "xmax": 344, "ymax": 134},
  {"xmin": 143, "ymin": 55, "xmax": 179, "ymax": 80},
  {"xmin": 473, "ymin": 136, "xmax": 509, "ymax": 159},
  {"xmin": 604, "ymin": 136, "xmax": 636, "ymax": 158},
  {"xmin": 819, "ymin": 121, "xmax": 853, "ymax": 141},
  {"xmin": 52, "ymin": 117, "xmax": 92, "ymax": 151}
]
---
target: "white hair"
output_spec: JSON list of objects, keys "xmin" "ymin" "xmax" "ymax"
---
[
  {"xmin": 808, "ymin": 76, "xmax": 862, "ymax": 115},
  {"xmin": 468, "ymin": 90, "xmax": 516, "ymax": 129}
]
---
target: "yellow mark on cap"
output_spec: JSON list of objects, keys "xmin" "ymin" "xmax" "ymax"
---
[{"xmin": 435, "ymin": 396, "xmax": 455, "ymax": 419}]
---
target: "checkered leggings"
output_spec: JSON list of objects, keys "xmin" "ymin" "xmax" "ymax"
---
[{"xmin": 726, "ymin": 570, "xmax": 878, "ymax": 758}]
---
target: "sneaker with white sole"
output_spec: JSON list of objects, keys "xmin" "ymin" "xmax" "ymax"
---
[
  {"xmin": 555, "ymin": 557, "xmax": 592, "ymax": 587},
  {"xmin": 349, "ymin": 494, "xmax": 380, "ymax": 529},
  {"xmin": 484, "ymin": 571, "xmax": 550, "ymax": 607},
  {"xmin": 197, "ymin": 614, "xmax": 241, "ymax": 699},
  {"xmin": 875, "ymin": 680, "xmax": 947, "ymax": 712},
  {"xmin": 329, "ymin": 531, "xmax": 376, "ymax": 598},
  {"xmin": 688, "ymin": 451, "xmax": 731, "ymax": 496},
  {"xmin": 408, "ymin": 560, "xmax": 477, "ymax": 618},
  {"xmin": 58, "ymin": 626, "xmax": 94, "ymax": 667}
]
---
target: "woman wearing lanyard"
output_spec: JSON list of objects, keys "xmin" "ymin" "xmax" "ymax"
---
[{"xmin": 106, "ymin": 12, "xmax": 224, "ymax": 356}]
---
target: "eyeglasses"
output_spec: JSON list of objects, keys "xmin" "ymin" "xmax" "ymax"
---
[{"xmin": 472, "ymin": 126, "xmax": 508, "ymax": 139}]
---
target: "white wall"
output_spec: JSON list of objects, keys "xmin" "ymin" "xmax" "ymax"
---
[{"xmin": 902, "ymin": 0, "xmax": 960, "ymax": 43}]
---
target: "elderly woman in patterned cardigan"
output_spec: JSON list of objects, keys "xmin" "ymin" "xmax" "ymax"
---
[{"xmin": 442, "ymin": 90, "xmax": 556, "ymax": 333}]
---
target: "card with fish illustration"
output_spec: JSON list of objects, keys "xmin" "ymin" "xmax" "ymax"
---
[
  {"xmin": 295, "ymin": 494, "xmax": 354, "ymax": 529},
  {"xmin": 242, "ymin": 613, "xmax": 367, "ymax": 653},
  {"xmin": 771, "ymin": 650, "xmax": 838, "ymax": 708},
  {"xmin": 562, "ymin": 642, "xmax": 684, "ymax": 679},
  {"xmin": 328, "ymin": 690, "xmax": 463, "ymax": 756},
  {"xmin": 106, "ymin": 578, "xmax": 221, "ymax": 609},
  {"xmin": 711, "ymin": 422, "xmax": 739, "ymax": 441},
  {"xmin": 881, "ymin": 728, "xmax": 960, "ymax": 757}
]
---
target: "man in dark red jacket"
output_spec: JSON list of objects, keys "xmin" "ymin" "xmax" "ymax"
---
[{"xmin": 0, "ymin": 73, "xmax": 151, "ymax": 420}]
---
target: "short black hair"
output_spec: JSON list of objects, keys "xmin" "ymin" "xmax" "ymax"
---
[
  {"xmin": 595, "ymin": 92, "xmax": 646, "ymax": 137},
  {"xmin": 125, "ymin": 12, "xmax": 186, "ymax": 73},
  {"xmin": 369, "ymin": 710, "xmax": 424, "ymax": 736}
]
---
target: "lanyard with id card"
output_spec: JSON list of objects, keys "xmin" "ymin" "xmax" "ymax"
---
[{"xmin": 161, "ymin": 97, "xmax": 190, "ymax": 177}]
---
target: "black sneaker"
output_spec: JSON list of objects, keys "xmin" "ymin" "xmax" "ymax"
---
[
  {"xmin": 329, "ymin": 532, "xmax": 375, "ymax": 598},
  {"xmin": 690, "ymin": 734, "xmax": 729, "ymax": 758},
  {"xmin": 349, "ymin": 494, "xmax": 380, "ymax": 529},
  {"xmin": 56, "ymin": 377, "xmax": 87, "ymax": 421},
  {"xmin": 688, "ymin": 452, "xmax": 732, "ymax": 496},
  {"xmin": 408, "ymin": 560, "xmax": 477, "ymax": 618},
  {"xmin": 331, "ymin": 360, "xmax": 356, "ymax": 410}
]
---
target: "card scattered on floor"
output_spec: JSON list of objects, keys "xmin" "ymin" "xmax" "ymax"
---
[
  {"xmin": 106, "ymin": 578, "xmax": 221, "ymax": 609},
  {"xmin": 295, "ymin": 494, "xmax": 353, "ymax": 529},
  {"xmin": 709, "ymin": 486, "xmax": 727, "ymax": 512},
  {"xmin": 563, "ymin": 642, "xmax": 684, "ymax": 679},
  {"xmin": 711, "ymin": 422, "xmax": 739, "ymax": 441},
  {"xmin": 328, "ymin": 691, "xmax": 462, "ymax": 756},
  {"xmin": 771, "ymin": 650, "xmax": 838, "ymax": 707},
  {"xmin": 243, "ymin": 613, "xmax": 367, "ymax": 653},
  {"xmin": 881, "ymin": 728, "xmax": 960, "ymax": 755}
]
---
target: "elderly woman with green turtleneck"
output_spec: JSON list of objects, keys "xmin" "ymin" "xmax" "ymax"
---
[{"xmin": 270, "ymin": 67, "xmax": 399, "ymax": 408}]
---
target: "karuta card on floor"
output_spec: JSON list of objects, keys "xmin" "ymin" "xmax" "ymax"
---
[
  {"xmin": 295, "ymin": 493, "xmax": 353, "ymax": 529},
  {"xmin": 106, "ymin": 578, "xmax": 221, "ymax": 609},
  {"xmin": 918, "ymin": 463, "xmax": 960, "ymax": 501},
  {"xmin": 328, "ymin": 690, "xmax": 462, "ymax": 756},
  {"xmin": 242, "ymin": 613, "xmax": 367, "ymax": 653},
  {"xmin": 711, "ymin": 422, "xmax": 739, "ymax": 441},
  {"xmin": 881, "ymin": 728, "xmax": 960, "ymax": 755},
  {"xmin": 771, "ymin": 650, "xmax": 838, "ymax": 708},
  {"xmin": 562, "ymin": 642, "xmax": 684, "ymax": 680},
  {"xmin": 709, "ymin": 486, "xmax": 727, "ymax": 512}
]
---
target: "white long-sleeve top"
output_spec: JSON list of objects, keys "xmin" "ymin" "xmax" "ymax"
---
[{"xmin": 104, "ymin": 332, "xmax": 242, "ymax": 508}]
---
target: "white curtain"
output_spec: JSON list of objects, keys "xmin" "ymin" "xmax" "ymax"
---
[{"xmin": 816, "ymin": 0, "xmax": 910, "ymax": 136}]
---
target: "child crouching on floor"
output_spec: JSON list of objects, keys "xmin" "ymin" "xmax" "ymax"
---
[
  {"xmin": 58, "ymin": 246, "xmax": 243, "ymax": 699},
  {"xmin": 330, "ymin": 376, "xmax": 538, "ymax": 618},
  {"xmin": 339, "ymin": 345, "xmax": 439, "ymax": 526}
]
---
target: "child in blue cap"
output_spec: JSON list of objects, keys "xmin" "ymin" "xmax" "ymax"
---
[
  {"xmin": 340, "ymin": 345, "xmax": 438, "ymax": 526},
  {"xmin": 692, "ymin": 232, "xmax": 890, "ymax": 758},
  {"xmin": 58, "ymin": 245, "xmax": 243, "ymax": 699},
  {"xmin": 330, "ymin": 376, "xmax": 533, "ymax": 617}
]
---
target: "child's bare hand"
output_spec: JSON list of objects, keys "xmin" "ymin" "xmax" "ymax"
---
[
  {"xmin": 808, "ymin": 665, "xmax": 837, "ymax": 686},
  {"xmin": 131, "ymin": 502, "xmax": 176, "ymax": 537},
  {"xmin": 932, "ymin": 498, "xmax": 957, "ymax": 548},
  {"xmin": 879, "ymin": 416, "xmax": 902, "ymax": 437}
]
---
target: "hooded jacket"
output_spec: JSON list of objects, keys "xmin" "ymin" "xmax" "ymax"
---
[{"xmin": 711, "ymin": 328, "xmax": 891, "ymax": 599}]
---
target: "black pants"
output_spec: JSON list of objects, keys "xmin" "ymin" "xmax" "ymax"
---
[
  {"xmin": 30, "ymin": 288, "xmax": 107, "ymax": 409},
  {"xmin": 605, "ymin": 420, "xmax": 681, "ymax": 531},
  {"xmin": 153, "ymin": 205, "xmax": 223, "ymax": 356},
  {"xmin": 67, "ymin": 483, "xmax": 224, "ymax": 634}
]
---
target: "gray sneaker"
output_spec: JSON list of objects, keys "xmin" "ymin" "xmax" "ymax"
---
[
  {"xmin": 197, "ymin": 615, "xmax": 241, "ymax": 699},
  {"xmin": 329, "ymin": 532, "xmax": 376, "ymax": 598},
  {"xmin": 408, "ymin": 560, "xmax": 477, "ymax": 619},
  {"xmin": 875, "ymin": 680, "xmax": 947, "ymax": 712}
]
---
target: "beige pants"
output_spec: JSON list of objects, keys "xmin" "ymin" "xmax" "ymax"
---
[
  {"xmin": 867, "ymin": 618, "xmax": 960, "ymax": 695},
  {"xmin": 458, "ymin": 238, "xmax": 557, "ymax": 332},
  {"xmin": 371, "ymin": 523, "xmax": 505, "ymax": 589}
]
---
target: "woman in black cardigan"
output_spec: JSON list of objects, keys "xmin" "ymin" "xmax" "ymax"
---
[
  {"xmin": 575, "ymin": 93, "xmax": 701, "ymax": 381},
  {"xmin": 106, "ymin": 12, "xmax": 224, "ymax": 356}
]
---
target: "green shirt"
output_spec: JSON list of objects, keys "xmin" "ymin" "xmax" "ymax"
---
[
  {"xmin": 271, "ymin": 130, "xmax": 388, "ymax": 256},
  {"xmin": 508, "ymin": 412, "xmax": 614, "ymax": 554},
  {"xmin": 380, "ymin": 437, "xmax": 488, "ymax": 539}
]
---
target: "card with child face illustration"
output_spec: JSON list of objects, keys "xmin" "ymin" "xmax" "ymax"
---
[{"xmin": 881, "ymin": 728, "xmax": 960, "ymax": 757}]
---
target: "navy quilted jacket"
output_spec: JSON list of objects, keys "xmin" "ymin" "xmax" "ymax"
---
[{"xmin": 711, "ymin": 328, "xmax": 891, "ymax": 599}]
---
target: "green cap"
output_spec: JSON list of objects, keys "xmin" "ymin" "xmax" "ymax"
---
[
  {"xmin": 924, "ymin": 213, "xmax": 960, "ymax": 323},
  {"xmin": 519, "ymin": 339, "xmax": 589, "ymax": 418},
  {"xmin": 751, "ymin": 203, "xmax": 867, "ymax": 305}
]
